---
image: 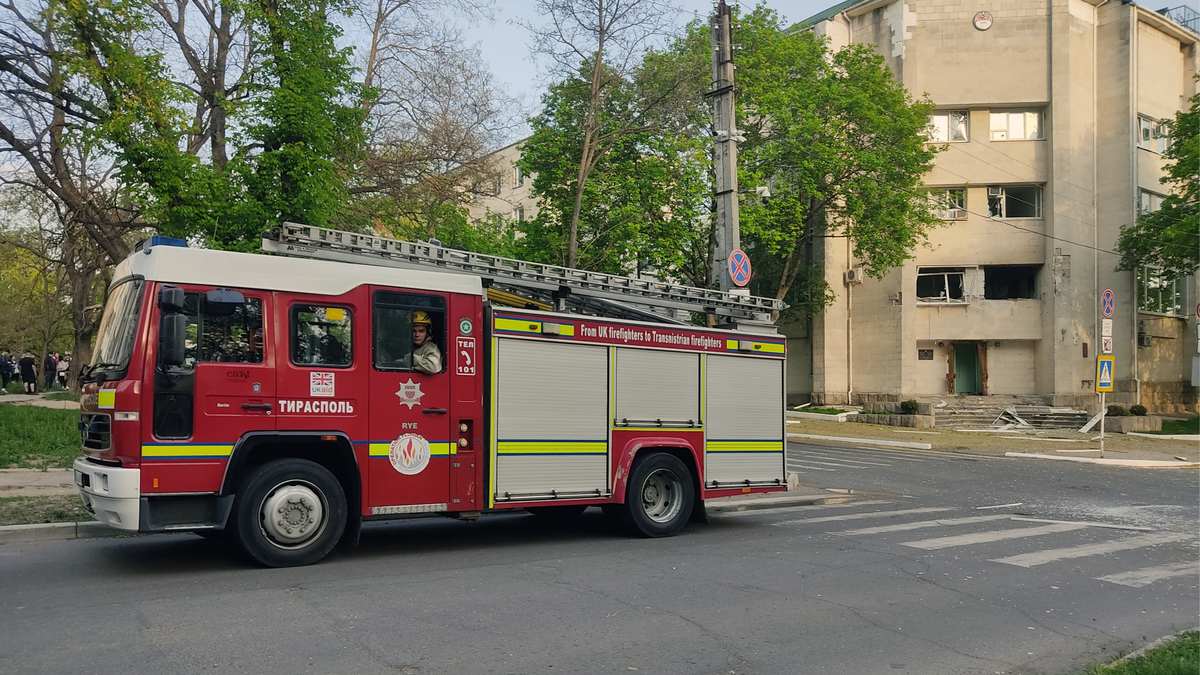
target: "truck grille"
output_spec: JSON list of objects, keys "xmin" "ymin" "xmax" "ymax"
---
[{"xmin": 79, "ymin": 413, "xmax": 111, "ymax": 450}]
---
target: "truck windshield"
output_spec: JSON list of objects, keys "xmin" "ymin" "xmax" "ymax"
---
[{"xmin": 89, "ymin": 278, "xmax": 146, "ymax": 376}]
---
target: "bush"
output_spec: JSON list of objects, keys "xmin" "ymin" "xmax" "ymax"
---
[
  {"xmin": 899, "ymin": 399, "xmax": 920, "ymax": 415},
  {"xmin": 1106, "ymin": 404, "xmax": 1127, "ymax": 417},
  {"xmin": 1129, "ymin": 404, "xmax": 1147, "ymax": 416}
]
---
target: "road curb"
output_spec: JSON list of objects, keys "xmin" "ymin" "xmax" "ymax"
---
[
  {"xmin": 0, "ymin": 520, "xmax": 123, "ymax": 544},
  {"xmin": 788, "ymin": 432, "xmax": 933, "ymax": 450},
  {"xmin": 1004, "ymin": 452, "xmax": 1200, "ymax": 468},
  {"xmin": 1109, "ymin": 627, "xmax": 1200, "ymax": 665}
]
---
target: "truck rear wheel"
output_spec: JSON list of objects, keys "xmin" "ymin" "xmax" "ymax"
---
[
  {"xmin": 620, "ymin": 452, "xmax": 694, "ymax": 538},
  {"xmin": 232, "ymin": 459, "xmax": 346, "ymax": 568}
]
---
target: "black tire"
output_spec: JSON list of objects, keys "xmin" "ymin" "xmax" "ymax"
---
[
  {"xmin": 525, "ymin": 505, "xmax": 588, "ymax": 522},
  {"xmin": 231, "ymin": 459, "xmax": 347, "ymax": 568},
  {"xmin": 620, "ymin": 451, "xmax": 694, "ymax": 538}
]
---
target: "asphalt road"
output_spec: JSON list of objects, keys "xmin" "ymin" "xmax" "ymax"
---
[{"xmin": 0, "ymin": 443, "xmax": 1196, "ymax": 675}]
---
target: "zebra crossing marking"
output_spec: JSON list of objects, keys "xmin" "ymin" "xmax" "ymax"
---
[
  {"xmin": 716, "ymin": 500, "xmax": 894, "ymax": 518},
  {"xmin": 902, "ymin": 523, "xmax": 1088, "ymax": 550},
  {"xmin": 989, "ymin": 532, "xmax": 1192, "ymax": 568},
  {"xmin": 772, "ymin": 507, "xmax": 954, "ymax": 527},
  {"xmin": 1094, "ymin": 561, "xmax": 1198, "ymax": 588},
  {"xmin": 830, "ymin": 514, "xmax": 1014, "ymax": 536}
]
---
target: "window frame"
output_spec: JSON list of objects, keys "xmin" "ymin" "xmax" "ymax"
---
[
  {"xmin": 1137, "ymin": 115, "xmax": 1170, "ymax": 154},
  {"xmin": 929, "ymin": 188, "xmax": 967, "ymax": 220},
  {"xmin": 180, "ymin": 291, "xmax": 266, "ymax": 368},
  {"xmin": 928, "ymin": 110, "xmax": 969, "ymax": 143},
  {"xmin": 989, "ymin": 109, "xmax": 1044, "ymax": 141},
  {"xmin": 1136, "ymin": 265, "xmax": 1185, "ymax": 316},
  {"xmin": 917, "ymin": 266, "xmax": 970, "ymax": 305},
  {"xmin": 1137, "ymin": 189, "xmax": 1165, "ymax": 215},
  {"xmin": 372, "ymin": 290, "xmax": 447, "ymax": 373},
  {"xmin": 289, "ymin": 303, "xmax": 354, "ymax": 368},
  {"xmin": 987, "ymin": 185, "xmax": 1043, "ymax": 219}
]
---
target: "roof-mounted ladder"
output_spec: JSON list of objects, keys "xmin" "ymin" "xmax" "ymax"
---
[{"xmin": 262, "ymin": 223, "xmax": 784, "ymax": 325}]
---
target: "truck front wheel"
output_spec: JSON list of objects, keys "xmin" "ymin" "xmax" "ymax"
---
[
  {"xmin": 232, "ymin": 459, "xmax": 347, "ymax": 568},
  {"xmin": 620, "ymin": 452, "xmax": 694, "ymax": 537}
]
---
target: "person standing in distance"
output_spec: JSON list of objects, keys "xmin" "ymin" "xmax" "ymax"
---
[{"xmin": 411, "ymin": 310, "xmax": 442, "ymax": 374}]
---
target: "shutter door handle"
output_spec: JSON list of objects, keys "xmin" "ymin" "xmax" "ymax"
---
[
  {"xmin": 241, "ymin": 403, "xmax": 272, "ymax": 411},
  {"xmin": 423, "ymin": 408, "xmax": 448, "ymax": 415}
]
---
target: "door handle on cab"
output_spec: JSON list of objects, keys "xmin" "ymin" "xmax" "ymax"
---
[
  {"xmin": 422, "ymin": 408, "xmax": 448, "ymax": 415},
  {"xmin": 241, "ymin": 403, "xmax": 272, "ymax": 411}
]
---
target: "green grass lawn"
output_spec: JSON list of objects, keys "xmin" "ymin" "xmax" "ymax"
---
[
  {"xmin": 0, "ymin": 404, "xmax": 81, "ymax": 468},
  {"xmin": 1078, "ymin": 631, "xmax": 1198, "ymax": 675},
  {"xmin": 796, "ymin": 407, "xmax": 850, "ymax": 415},
  {"xmin": 42, "ymin": 391, "xmax": 81, "ymax": 402},
  {"xmin": 1157, "ymin": 416, "xmax": 1200, "ymax": 435}
]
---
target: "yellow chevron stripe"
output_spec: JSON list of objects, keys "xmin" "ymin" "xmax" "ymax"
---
[
  {"xmin": 142, "ymin": 444, "xmax": 233, "ymax": 458},
  {"xmin": 497, "ymin": 441, "xmax": 608, "ymax": 455},
  {"xmin": 495, "ymin": 317, "xmax": 541, "ymax": 334},
  {"xmin": 706, "ymin": 441, "xmax": 782, "ymax": 453}
]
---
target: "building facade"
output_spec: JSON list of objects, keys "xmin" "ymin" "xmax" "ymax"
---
[{"xmin": 790, "ymin": 0, "xmax": 1198, "ymax": 412}]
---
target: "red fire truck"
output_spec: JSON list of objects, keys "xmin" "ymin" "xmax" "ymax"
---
[{"xmin": 74, "ymin": 224, "xmax": 787, "ymax": 567}]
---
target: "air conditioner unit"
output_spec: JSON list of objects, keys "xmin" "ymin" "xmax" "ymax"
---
[
  {"xmin": 987, "ymin": 186, "xmax": 1003, "ymax": 197},
  {"xmin": 1138, "ymin": 333, "xmax": 1153, "ymax": 348},
  {"xmin": 844, "ymin": 267, "xmax": 865, "ymax": 285}
]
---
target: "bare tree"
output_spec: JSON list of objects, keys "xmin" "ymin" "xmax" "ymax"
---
[
  {"xmin": 0, "ymin": 0, "xmax": 142, "ymax": 262},
  {"xmin": 522, "ymin": 0, "xmax": 681, "ymax": 267},
  {"xmin": 349, "ymin": 0, "xmax": 526, "ymax": 222}
]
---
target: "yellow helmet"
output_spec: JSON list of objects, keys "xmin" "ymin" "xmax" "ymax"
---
[{"xmin": 412, "ymin": 310, "xmax": 432, "ymax": 326}]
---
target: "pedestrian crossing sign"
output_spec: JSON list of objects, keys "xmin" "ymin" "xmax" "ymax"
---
[{"xmin": 1095, "ymin": 356, "xmax": 1114, "ymax": 392}]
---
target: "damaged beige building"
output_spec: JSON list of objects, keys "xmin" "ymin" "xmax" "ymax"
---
[{"xmin": 789, "ymin": 0, "xmax": 1199, "ymax": 412}]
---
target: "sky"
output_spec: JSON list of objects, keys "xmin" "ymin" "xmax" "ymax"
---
[{"xmin": 462, "ymin": 0, "xmax": 836, "ymax": 129}]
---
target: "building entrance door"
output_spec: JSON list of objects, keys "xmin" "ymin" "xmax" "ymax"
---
[{"xmin": 952, "ymin": 342, "xmax": 981, "ymax": 394}]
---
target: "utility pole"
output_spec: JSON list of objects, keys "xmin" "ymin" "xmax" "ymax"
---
[{"xmin": 709, "ymin": 0, "xmax": 744, "ymax": 294}]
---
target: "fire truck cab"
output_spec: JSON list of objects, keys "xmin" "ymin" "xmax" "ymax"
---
[{"xmin": 74, "ymin": 230, "xmax": 787, "ymax": 567}]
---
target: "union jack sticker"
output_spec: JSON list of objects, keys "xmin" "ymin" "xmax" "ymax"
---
[{"xmin": 310, "ymin": 371, "xmax": 335, "ymax": 397}]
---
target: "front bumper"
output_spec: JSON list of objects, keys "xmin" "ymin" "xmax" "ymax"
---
[{"xmin": 73, "ymin": 457, "xmax": 140, "ymax": 531}]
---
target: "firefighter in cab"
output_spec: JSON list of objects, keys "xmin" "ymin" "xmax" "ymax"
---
[{"xmin": 412, "ymin": 310, "xmax": 442, "ymax": 374}]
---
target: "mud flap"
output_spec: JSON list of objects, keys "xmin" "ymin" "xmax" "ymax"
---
[
  {"xmin": 688, "ymin": 498, "xmax": 709, "ymax": 524},
  {"xmin": 338, "ymin": 513, "xmax": 362, "ymax": 551}
]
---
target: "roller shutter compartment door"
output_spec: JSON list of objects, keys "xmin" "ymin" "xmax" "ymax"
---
[
  {"xmin": 614, "ymin": 349, "xmax": 699, "ymax": 426},
  {"xmin": 494, "ymin": 339, "xmax": 608, "ymax": 499},
  {"xmin": 704, "ymin": 355, "xmax": 784, "ymax": 487}
]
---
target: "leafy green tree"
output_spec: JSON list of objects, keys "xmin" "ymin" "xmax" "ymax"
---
[
  {"xmin": 1116, "ymin": 90, "xmax": 1199, "ymax": 280},
  {"xmin": 731, "ymin": 6, "xmax": 940, "ymax": 318},
  {"xmin": 517, "ymin": 67, "xmax": 709, "ymax": 276}
]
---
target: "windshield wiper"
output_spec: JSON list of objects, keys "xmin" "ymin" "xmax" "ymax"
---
[{"xmin": 81, "ymin": 362, "xmax": 125, "ymax": 383}]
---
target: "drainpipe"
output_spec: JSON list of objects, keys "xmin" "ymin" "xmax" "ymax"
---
[
  {"xmin": 846, "ymin": 238, "xmax": 854, "ymax": 405},
  {"xmin": 1094, "ymin": 0, "xmax": 1110, "ymax": 411},
  {"xmin": 1128, "ymin": 4, "xmax": 1141, "ymax": 405}
]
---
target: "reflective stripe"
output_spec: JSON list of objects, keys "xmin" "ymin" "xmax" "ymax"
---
[
  {"xmin": 497, "ymin": 441, "xmax": 607, "ymax": 455},
  {"xmin": 494, "ymin": 316, "xmax": 576, "ymax": 337},
  {"xmin": 369, "ymin": 441, "xmax": 455, "ymax": 457},
  {"xmin": 97, "ymin": 391, "xmax": 116, "ymax": 409},
  {"xmin": 706, "ymin": 440, "xmax": 783, "ymax": 453},
  {"xmin": 142, "ymin": 444, "xmax": 233, "ymax": 459}
]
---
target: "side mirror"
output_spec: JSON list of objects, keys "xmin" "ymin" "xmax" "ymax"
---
[
  {"xmin": 158, "ymin": 284, "xmax": 185, "ymax": 313},
  {"xmin": 159, "ymin": 313, "xmax": 187, "ymax": 367},
  {"xmin": 203, "ymin": 288, "xmax": 245, "ymax": 317}
]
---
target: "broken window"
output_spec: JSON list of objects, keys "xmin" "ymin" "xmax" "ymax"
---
[
  {"xmin": 983, "ymin": 265, "xmax": 1039, "ymax": 299},
  {"xmin": 987, "ymin": 186, "xmax": 1042, "ymax": 218},
  {"xmin": 929, "ymin": 110, "xmax": 969, "ymax": 142},
  {"xmin": 990, "ymin": 109, "xmax": 1043, "ymax": 141},
  {"xmin": 928, "ymin": 188, "xmax": 967, "ymax": 220},
  {"xmin": 917, "ymin": 267, "xmax": 966, "ymax": 303}
]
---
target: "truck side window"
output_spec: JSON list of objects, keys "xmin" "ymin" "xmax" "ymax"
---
[
  {"xmin": 373, "ymin": 291, "xmax": 445, "ymax": 372},
  {"xmin": 291, "ymin": 305, "xmax": 353, "ymax": 367},
  {"xmin": 180, "ymin": 293, "xmax": 264, "ymax": 366}
]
